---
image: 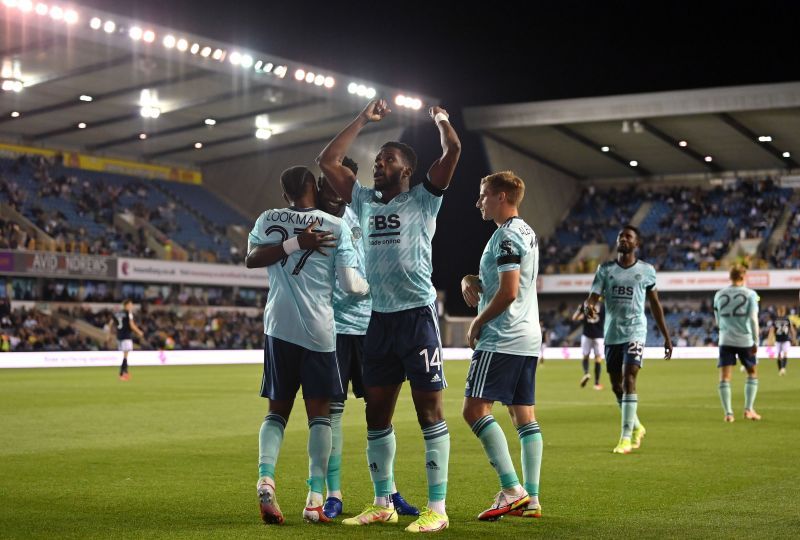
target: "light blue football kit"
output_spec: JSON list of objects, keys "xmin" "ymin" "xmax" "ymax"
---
[
  {"xmin": 467, "ymin": 216, "xmax": 542, "ymax": 405},
  {"xmin": 713, "ymin": 285, "xmax": 760, "ymax": 348},
  {"xmin": 349, "ymin": 178, "xmax": 449, "ymax": 506},
  {"xmin": 474, "ymin": 217, "xmax": 542, "ymax": 356},
  {"xmin": 249, "ymin": 206, "xmax": 357, "ymax": 352},
  {"xmin": 590, "ymin": 260, "xmax": 657, "ymax": 346},
  {"xmin": 350, "ymin": 181, "xmax": 441, "ymax": 313}
]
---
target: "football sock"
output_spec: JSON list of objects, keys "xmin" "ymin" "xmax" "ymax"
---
[
  {"xmin": 367, "ymin": 426, "xmax": 395, "ymax": 504},
  {"xmin": 518, "ymin": 422, "xmax": 542, "ymax": 503},
  {"xmin": 471, "ymin": 415, "xmax": 519, "ymax": 489},
  {"xmin": 307, "ymin": 417, "xmax": 332, "ymax": 497},
  {"xmin": 423, "ymin": 420, "xmax": 450, "ymax": 508},
  {"xmin": 621, "ymin": 394, "xmax": 638, "ymax": 439},
  {"xmin": 326, "ymin": 401, "xmax": 344, "ymax": 497},
  {"xmin": 718, "ymin": 381, "xmax": 733, "ymax": 416},
  {"xmin": 258, "ymin": 413, "xmax": 286, "ymax": 480},
  {"xmin": 744, "ymin": 378, "xmax": 758, "ymax": 410}
]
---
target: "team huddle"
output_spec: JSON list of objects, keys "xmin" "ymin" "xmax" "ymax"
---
[{"xmin": 241, "ymin": 99, "xmax": 789, "ymax": 532}]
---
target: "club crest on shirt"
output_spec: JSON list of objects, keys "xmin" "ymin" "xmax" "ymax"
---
[
  {"xmin": 351, "ymin": 226, "xmax": 362, "ymax": 240},
  {"xmin": 395, "ymin": 193, "xmax": 409, "ymax": 203},
  {"xmin": 500, "ymin": 240, "xmax": 513, "ymax": 256},
  {"xmin": 635, "ymin": 274, "xmax": 642, "ymax": 281}
]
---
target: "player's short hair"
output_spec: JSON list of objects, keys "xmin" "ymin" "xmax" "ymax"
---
[
  {"xmin": 481, "ymin": 171, "xmax": 525, "ymax": 206},
  {"xmin": 621, "ymin": 225, "xmax": 641, "ymax": 241},
  {"xmin": 342, "ymin": 156, "xmax": 358, "ymax": 175},
  {"xmin": 317, "ymin": 156, "xmax": 358, "ymax": 189},
  {"xmin": 318, "ymin": 156, "xmax": 358, "ymax": 188},
  {"xmin": 122, "ymin": 298, "xmax": 133, "ymax": 306},
  {"xmin": 280, "ymin": 166, "xmax": 315, "ymax": 200},
  {"xmin": 380, "ymin": 141, "xmax": 417, "ymax": 173},
  {"xmin": 730, "ymin": 263, "xmax": 747, "ymax": 282}
]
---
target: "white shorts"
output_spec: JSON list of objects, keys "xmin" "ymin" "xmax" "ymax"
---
[
  {"xmin": 777, "ymin": 341, "xmax": 791, "ymax": 355},
  {"xmin": 581, "ymin": 336, "xmax": 604, "ymax": 358},
  {"xmin": 118, "ymin": 339, "xmax": 134, "ymax": 352}
]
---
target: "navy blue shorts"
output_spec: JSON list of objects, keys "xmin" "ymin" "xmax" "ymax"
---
[
  {"xmin": 362, "ymin": 304, "xmax": 446, "ymax": 391},
  {"xmin": 260, "ymin": 335, "xmax": 343, "ymax": 400},
  {"xmin": 334, "ymin": 333, "xmax": 365, "ymax": 401},
  {"xmin": 718, "ymin": 345, "xmax": 758, "ymax": 369},
  {"xmin": 465, "ymin": 350, "xmax": 538, "ymax": 406},
  {"xmin": 605, "ymin": 341, "xmax": 644, "ymax": 373}
]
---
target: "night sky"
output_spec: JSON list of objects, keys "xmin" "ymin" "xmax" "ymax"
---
[
  {"xmin": 79, "ymin": 0, "xmax": 798, "ymax": 108},
  {"xmin": 75, "ymin": 0, "xmax": 799, "ymax": 315}
]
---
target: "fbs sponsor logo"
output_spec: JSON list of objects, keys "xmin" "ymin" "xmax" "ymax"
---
[{"xmin": 368, "ymin": 214, "xmax": 400, "ymax": 231}]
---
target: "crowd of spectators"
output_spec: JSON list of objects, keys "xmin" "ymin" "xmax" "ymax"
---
[
  {"xmin": 0, "ymin": 304, "xmax": 99, "ymax": 352},
  {"xmin": 540, "ymin": 178, "xmax": 794, "ymax": 274},
  {"xmin": 0, "ymin": 155, "xmax": 243, "ymax": 263},
  {"xmin": 769, "ymin": 207, "xmax": 800, "ymax": 269},
  {"xmin": 75, "ymin": 307, "xmax": 263, "ymax": 351}
]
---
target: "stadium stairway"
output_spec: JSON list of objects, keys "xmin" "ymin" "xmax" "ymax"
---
[
  {"xmin": 721, "ymin": 238, "xmax": 763, "ymax": 267},
  {"xmin": 764, "ymin": 189, "xmax": 800, "ymax": 255},
  {"xmin": 114, "ymin": 212, "xmax": 189, "ymax": 261},
  {"xmin": 630, "ymin": 200, "xmax": 653, "ymax": 228},
  {"xmin": 50, "ymin": 309, "xmax": 107, "ymax": 347},
  {"xmin": 150, "ymin": 180, "xmax": 244, "ymax": 262},
  {"xmin": 0, "ymin": 202, "xmax": 56, "ymax": 250}
]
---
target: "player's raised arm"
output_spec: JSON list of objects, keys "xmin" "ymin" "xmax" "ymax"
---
[
  {"xmin": 426, "ymin": 106, "xmax": 462, "ymax": 191},
  {"xmin": 646, "ymin": 288, "xmax": 673, "ymax": 359},
  {"xmin": 571, "ymin": 303, "xmax": 586, "ymax": 322},
  {"xmin": 317, "ymin": 99, "xmax": 390, "ymax": 203}
]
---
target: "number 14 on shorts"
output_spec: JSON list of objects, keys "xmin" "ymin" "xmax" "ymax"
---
[{"xmin": 419, "ymin": 348, "xmax": 442, "ymax": 372}]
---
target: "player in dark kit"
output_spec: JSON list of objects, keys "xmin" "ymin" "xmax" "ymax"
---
[
  {"xmin": 571, "ymin": 302, "xmax": 605, "ymax": 389},
  {"xmin": 767, "ymin": 305, "xmax": 796, "ymax": 376},
  {"xmin": 112, "ymin": 299, "xmax": 144, "ymax": 381}
]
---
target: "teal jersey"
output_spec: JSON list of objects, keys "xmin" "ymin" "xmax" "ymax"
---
[
  {"xmin": 590, "ymin": 260, "xmax": 657, "ymax": 345},
  {"xmin": 249, "ymin": 207, "xmax": 357, "ymax": 352},
  {"xmin": 713, "ymin": 285, "xmax": 760, "ymax": 347},
  {"xmin": 332, "ymin": 206, "xmax": 371, "ymax": 335},
  {"xmin": 350, "ymin": 180, "xmax": 442, "ymax": 313},
  {"xmin": 476, "ymin": 217, "xmax": 542, "ymax": 356}
]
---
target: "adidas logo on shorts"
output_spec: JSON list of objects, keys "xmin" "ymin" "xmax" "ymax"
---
[{"xmin": 430, "ymin": 373, "xmax": 441, "ymax": 383}]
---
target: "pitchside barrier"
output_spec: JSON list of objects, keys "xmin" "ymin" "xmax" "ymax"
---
[{"xmin": 1, "ymin": 346, "xmax": 797, "ymax": 369}]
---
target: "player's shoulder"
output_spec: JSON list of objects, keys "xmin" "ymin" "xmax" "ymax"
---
[
  {"xmin": 636, "ymin": 259, "xmax": 656, "ymax": 273},
  {"xmin": 409, "ymin": 180, "xmax": 445, "ymax": 203},
  {"xmin": 503, "ymin": 216, "xmax": 535, "ymax": 234},
  {"xmin": 599, "ymin": 260, "xmax": 616, "ymax": 271},
  {"xmin": 257, "ymin": 207, "xmax": 289, "ymax": 221}
]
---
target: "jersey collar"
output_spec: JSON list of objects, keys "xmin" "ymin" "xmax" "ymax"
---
[{"xmin": 615, "ymin": 259, "xmax": 639, "ymax": 270}]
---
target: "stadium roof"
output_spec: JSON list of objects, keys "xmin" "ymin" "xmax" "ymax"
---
[
  {"xmin": 0, "ymin": 3, "xmax": 436, "ymax": 169},
  {"xmin": 464, "ymin": 82, "xmax": 800, "ymax": 180}
]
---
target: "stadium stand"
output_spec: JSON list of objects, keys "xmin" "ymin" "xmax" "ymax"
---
[
  {"xmin": 769, "ymin": 205, "xmax": 800, "ymax": 269},
  {"xmin": 0, "ymin": 154, "xmax": 249, "ymax": 263},
  {"xmin": 539, "ymin": 178, "xmax": 794, "ymax": 274}
]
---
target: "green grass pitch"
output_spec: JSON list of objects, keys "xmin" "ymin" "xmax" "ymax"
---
[{"xmin": 1, "ymin": 358, "xmax": 798, "ymax": 539}]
